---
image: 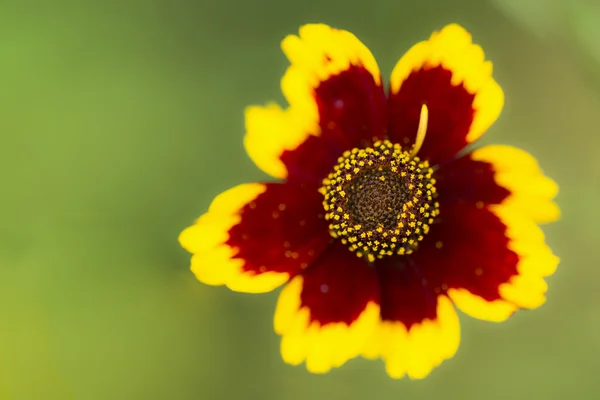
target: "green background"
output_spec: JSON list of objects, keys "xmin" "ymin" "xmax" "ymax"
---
[{"xmin": 1, "ymin": 0, "xmax": 598, "ymax": 398}]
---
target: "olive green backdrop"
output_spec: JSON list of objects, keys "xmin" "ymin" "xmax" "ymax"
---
[{"xmin": 1, "ymin": 0, "xmax": 598, "ymax": 399}]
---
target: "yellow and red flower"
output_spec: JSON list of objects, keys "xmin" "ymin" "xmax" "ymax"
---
[{"xmin": 179, "ymin": 23, "xmax": 559, "ymax": 379}]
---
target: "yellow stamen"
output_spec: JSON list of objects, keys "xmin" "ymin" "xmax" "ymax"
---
[
  {"xmin": 320, "ymin": 140, "xmax": 439, "ymax": 261},
  {"xmin": 411, "ymin": 104, "xmax": 429, "ymax": 157}
]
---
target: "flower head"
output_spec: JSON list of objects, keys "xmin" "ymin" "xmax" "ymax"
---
[{"xmin": 179, "ymin": 23, "xmax": 559, "ymax": 379}]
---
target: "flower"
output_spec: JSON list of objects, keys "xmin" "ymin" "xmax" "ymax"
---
[{"xmin": 179, "ymin": 23, "xmax": 559, "ymax": 379}]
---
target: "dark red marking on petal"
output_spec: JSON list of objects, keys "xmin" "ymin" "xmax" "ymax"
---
[
  {"xmin": 388, "ymin": 66, "xmax": 475, "ymax": 165},
  {"xmin": 282, "ymin": 65, "xmax": 387, "ymax": 183},
  {"xmin": 410, "ymin": 203, "xmax": 519, "ymax": 302},
  {"xmin": 375, "ymin": 255, "xmax": 439, "ymax": 329},
  {"xmin": 435, "ymin": 153, "xmax": 510, "ymax": 206},
  {"xmin": 299, "ymin": 240, "xmax": 380, "ymax": 325},
  {"xmin": 374, "ymin": 203, "xmax": 519, "ymax": 327},
  {"xmin": 227, "ymin": 182, "xmax": 331, "ymax": 277}
]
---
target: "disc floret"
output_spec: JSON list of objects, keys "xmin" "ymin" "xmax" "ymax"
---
[{"xmin": 321, "ymin": 140, "xmax": 440, "ymax": 262}]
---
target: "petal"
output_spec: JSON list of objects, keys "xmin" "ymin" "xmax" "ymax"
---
[
  {"xmin": 412, "ymin": 202, "xmax": 558, "ymax": 323},
  {"xmin": 470, "ymin": 145, "xmax": 560, "ymax": 223},
  {"xmin": 437, "ymin": 145, "xmax": 559, "ymax": 223},
  {"xmin": 364, "ymin": 258, "xmax": 460, "ymax": 380},
  {"xmin": 244, "ymin": 24, "xmax": 387, "ymax": 182},
  {"xmin": 179, "ymin": 182, "xmax": 331, "ymax": 293},
  {"xmin": 388, "ymin": 24, "xmax": 503, "ymax": 164},
  {"xmin": 274, "ymin": 241, "xmax": 380, "ymax": 373}
]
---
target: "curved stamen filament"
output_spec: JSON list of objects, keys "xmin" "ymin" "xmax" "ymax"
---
[{"xmin": 410, "ymin": 104, "xmax": 429, "ymax": 157}]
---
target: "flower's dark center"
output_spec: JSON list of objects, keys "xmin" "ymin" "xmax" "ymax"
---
[{"xmin": 321, "ymin": 140, "xmax": 439, "ymax": 262}]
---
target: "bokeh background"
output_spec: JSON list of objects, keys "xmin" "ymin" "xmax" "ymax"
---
[{"xmin": 1, "ymin": 0, "xmax": 599, "ymax": 398}]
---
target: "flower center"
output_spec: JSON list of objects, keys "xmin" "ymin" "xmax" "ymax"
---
[{"xmin": 321, "ymin": 140, "xmax": 439, "ymax": 262}]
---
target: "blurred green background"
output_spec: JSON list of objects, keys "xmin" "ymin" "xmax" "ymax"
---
[{"xmin": 1, "ymin": 0, "xmax": 599, "ymax": 398}]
